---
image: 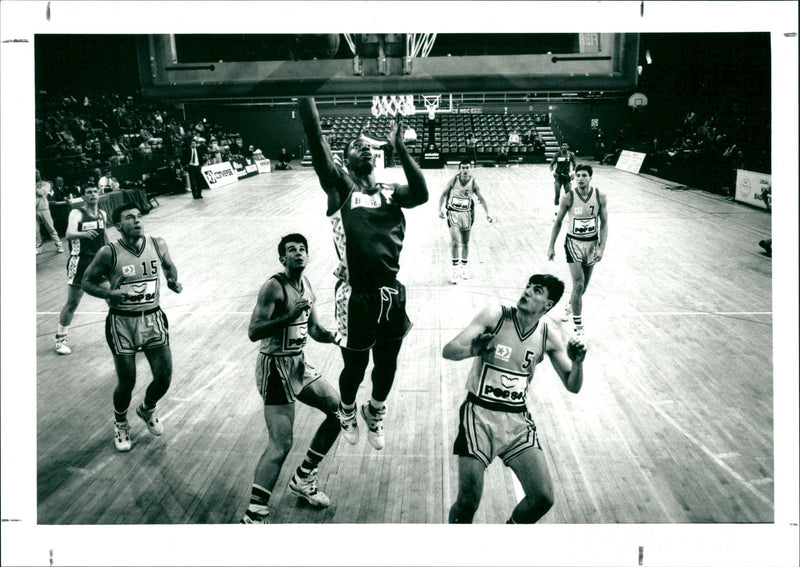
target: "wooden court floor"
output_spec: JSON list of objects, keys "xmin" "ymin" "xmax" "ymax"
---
[{"xmin": 34, "ymin": 163, "xmax": 774, "ymax": 524}]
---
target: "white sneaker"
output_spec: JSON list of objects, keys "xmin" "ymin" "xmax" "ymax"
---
[
  {"xmin": 56, "ymin": 244, "xmax": 65, "ymax": 254},
  {"xmin": 561, "ymin": 303, "xmax": 572, "ymax": 322},
  {"xmin": 460, "ymin": 265, "xmax": 470, "ymax": 280},
  {"xmin": 240, "ymin": 506, "xmax": 270, "ymax": 524},
  {"xmin": 114, "ymin": 421, "xmax": 132, "ymax": 452},
  {"xmin": 289, "ymin": 470, "xmax": 331, "ymax": 507},
  {"xmin": 136, "ymin": 404, "xmax": 164, "ymax": 436},
  {"xmin": 36, "ymin": 246, "xmax": 43, "ymax": 255},
  {"xmin": 450, "ymin": 265, "xmax": 461, "ymax": 284},
  {"xmin": 574, "ymin": 326, "xmax": 585, "ymax": 339},
  {"xmin": 360, "ymin": 403, "xmax": 386, "ymax": 451},
  {"xmin": 336, "ymin": 406, "xmax": 359, "ymax": 444},
  {"xmin": 55, "ymin": 335, "xmax": 72, "ymax": 355}
]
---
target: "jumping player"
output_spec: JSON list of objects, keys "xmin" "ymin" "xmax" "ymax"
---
[
  {"xmin": 241, "ymin": 234, "xmax": 341, "ymax": 524},
  {"xmin": 82, "ymin": 202, "xmax": 182, "ymax": 452},
  {"xmin": 438, "ymin": 159, "xmax": 494, "ymax": 283},
  {"xmin": 443, "ymin": 274, "xmax": 586, "ymax": 523},
  {"xmin": 298, "ymin": 97, "xmax": 428, "ymax": 451},
  {"xmin": 549, "ymin": 141, "xmax": 576, "ymax": 206},
  {"xmin": 547, "ymin": 164, "xmax": 608, "ymax": 337},
  {"xmin": 54, "ymin": 184, "xmax": 108, "ymax": 355}
]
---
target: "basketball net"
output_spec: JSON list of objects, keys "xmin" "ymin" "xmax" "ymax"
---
[
  {"xmin": 423, "ymin": 95, "xmax": 440, "ymax": 120},
  {"xmin": 371, "ymin": 94, "xmax": 416, "ymax": 118}
]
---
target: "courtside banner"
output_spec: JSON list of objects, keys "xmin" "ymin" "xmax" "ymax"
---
[
  {"xmin": 201, "ymin": 161, "xmax": 238, "ymax": 188},
  {"xmin": 734, "ymin": 169, "xmax": 771, "ymax": 210},
  {"xmin": 615, "ymin": 150, "xmax": 647, "ymax": 174},
  {"xmin": 254, "ymin": 157, "xmax": 271, "ymax": 173},
  {"xmin": 232, "ymin": 157, "xmax": 259, "ymax": 179}
]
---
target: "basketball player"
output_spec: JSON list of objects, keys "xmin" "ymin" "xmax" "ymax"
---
[
  {"xmin": 81, "ymin": 203, "xmax": 182, "ymax": 452},
  {"xmin": 54, "ymin": 184, "xmax": 108, "ymax": 355},
  {"xmin": 438, "ymin": 159, "xmax": 494, "ymax": 283},
  {"xmin": 298, "ymin": 97, "xmax": 429, "ymax": 451},
  {"xmin": 443, "ymin": 274, "xmax": 586, "ymax": 524},
  {"xmin": 241, "ymin": 234, "xmax": 341, "ymax": 524},
  {"xmin": 549, "ymin": 141, "xmax": 576, "ymax": 206},
  {"xmin": 547, "ymin": 164, "xmax": 608, "ymax": 337}
]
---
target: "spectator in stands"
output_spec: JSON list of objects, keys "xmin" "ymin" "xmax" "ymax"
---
[
  {"xmin": 109, "ymin": 135, "xmax": 132, "ymax": 165},
  {"xmin": 207, "ymin": 137, "xmax": 222, "ymax": 164},
  {"xmin": 36, "ymin": 169, "xmax": 64, "ymax": 255},
  {"xmin": 183, "ymin": 138, "xmax": 207, "ymax": 199},
  {"xmin": 466, "ymin": 132, "xmax": 478, "ymax": 165},
  {"xmin": 137, "ymin": 139, "xmax": 154, "ymax": 160},
  {"xmin": 139, "ymin": 125, "xmax": 163, "ymax": 148},
  {"xmin": 99, "ymin": 168, "xmax": 120, "ymax": 193},
  {"xmin": 496, "ymin": 145, "xmax": 509, "ymax": 165},
  {"xmin": 508, "ymin": 129, "xmax": 520, "ymax": 146},
  {"xmin": 51, "ymin": 176, "xmax": 81, "ymax": 202},
  {"xmin": 275, "ymin": 147, "xmax": 293, "ymax": 170},
  {"xmin": 244, "ymin": 145, "xmax": 255, "ymax": 159}
]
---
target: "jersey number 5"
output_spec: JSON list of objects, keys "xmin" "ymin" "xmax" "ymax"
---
[{"xmin": 521, "ymin": 349, "xmax": 536, "ymax": 369}]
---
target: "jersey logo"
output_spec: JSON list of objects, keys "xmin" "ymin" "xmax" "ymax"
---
[
  {"xmin": 131, "ymin": 283, "xmax": 148, "ymax": 294},
  {"xmin": 122, "ymin": 264, "xmax": 136, "ymax": 276},
  {"xmin": 500, "ymin": 374, "xmax": 520, "ymax": 389},
  {"xmin": 494, "ymin": 344, "xmax": 512, "ymax": 361},
  {"xmin": 573, "ymin": 207, "xmax": 584, "ymax": 214},
  {"xmin": 351, "ymin": 193, "xmax": 381, "ymax": 209}
]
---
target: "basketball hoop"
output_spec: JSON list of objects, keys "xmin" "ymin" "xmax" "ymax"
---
[
  {"xmin": 422, "ymin": 95, "xmax": 440, "ymax": 120},
  {"xmin": 371, "ymin": 94, "xmax": 416, "ymax": 118}
]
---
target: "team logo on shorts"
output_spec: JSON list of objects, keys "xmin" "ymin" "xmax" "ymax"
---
[
  {"xmin": 122, "ymin": 265, "xmax": 136, "ymax": 276},
  {"xmin": 494, "ymin": 344, "xmax": 512, "ymax": 361}
]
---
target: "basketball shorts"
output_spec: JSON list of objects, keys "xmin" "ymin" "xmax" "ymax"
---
[
  {"xmin": 446, "ymin": 208, "xmax": 475, "ymax": 231},
  {"xmin": 564, "ymin": 236, "xmax": 598, "ymax": 266},
  {"xmin": 105, "ymin": 307, "xmax": 169, "ymax": 355},
  {"xmin": 66, "ymin": 255, "xmax": 94, "ymax": 287},
  {"xmin": 334, "ymin": 279, "xmax": 412, "ymax": 351},
  {"xmin": 555, "ymin": 173, "xmax": 572, "ymax": 190},
  {"xmin": 255, "ymin": 352, "xmax": 321, "ymax": 405},
  {"xmin": 453, "ymin": 397, "xmax": 540, "ymax": 468}
]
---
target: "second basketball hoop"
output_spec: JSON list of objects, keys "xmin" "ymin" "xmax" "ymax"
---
[{"xmin": 371, "ymin": 94, "xmax": 416, "ymax": 117}]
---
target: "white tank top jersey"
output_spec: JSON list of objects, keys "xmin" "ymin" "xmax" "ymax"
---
[
  {"xmin": 260, "ymin": 273, "xmax": 314, "ymax": 356},
  {"xmin": 446, "ymin": 176, "xmax": 476, "ymax": 211},
  {"xmin": 566, "ymin": 186, "xmax": 601, "ymax": 240},
  {"xmin": 107, "ymin": 236, "xmax": 164, "ymax": 312},
  {"xmin": 465, "ymin": 306, "xmax": 549, "ymax": 411}
]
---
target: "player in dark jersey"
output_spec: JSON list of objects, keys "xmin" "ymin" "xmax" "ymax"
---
[
  {"xmin": 549, "ymin": 141, "xmax": 576, "ymax": 206},
  {"xmin": 298, "ymin": 97, "xmax": 428, "ymax": 451},
  {"xmin": 82, "ymin": 202, "xmax": 182, "ymax": 452},
  {"xmin": 240, "ymin": 234, "xmax": 341, "ymax": 524},
  {"xmin": 438, "ymin": 159, "xmax": 494, "ymax": 283},
  {"xmin": 54, "ymin": 184, "xmax": 109, "ymax": 354},
  {"xmin": 442, "ymin": 274, "xmax": 586, "ymax": 523},
  {"xmin": 547, "ymin": 164, "xmax": 609, "ymax": 337}
]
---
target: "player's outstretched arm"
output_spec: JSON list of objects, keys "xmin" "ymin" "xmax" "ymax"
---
[
  {"xmin": 155, "ymin": 237, "xmax": 182, "ymax": 293},
  {"xmin": 307, "ymin": 305, "xmax": 337, "ymax": 345},
  {"xmin": 438, "ymin": 181, "xmax": 453, "ymax": 218},
  {"xmin": 442, "ymin": 305, "xmax": 502, "ymax": 361},
  {"xmin": 472, "ymin": 183, "xmax": 493, "ymax": 222},
  {"xmin": 297, "ymin": 97, "xmax": 343, "ymax": 193},
  {"xmin": 546, "ymin": 330, "xmax": 585, "ymax": 394},
  {"xmin": 391, "ymin": 115, "xmax": 429, "ymax": 208}
]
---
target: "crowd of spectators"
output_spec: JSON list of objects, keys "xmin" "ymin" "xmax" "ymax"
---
[{"xmin": 35, "ymin": 89, "xmax": 250, "ymax": 197}]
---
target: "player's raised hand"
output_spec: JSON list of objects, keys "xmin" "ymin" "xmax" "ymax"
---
[
  {"xmin": 470, "ymin": 331, "xmax": 495, "ymax": 357},
  {"xmin": 391, "ymin": 115, "xmax": 405, "ymax": 148},
  {"xmin": 566, "ymin": 337, "xmax": 587, "ymax": 363}
]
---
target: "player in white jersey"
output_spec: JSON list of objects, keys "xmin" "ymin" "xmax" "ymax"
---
[
  {"xmin": 240, "ymin": 234, "xmax": 341, "ymax": 524},
  {"xmin": 547, "ymin": 164, "xmax": 608, "ymax": 337},
  {"xmin": 82, "ymin": 202, "xmax": 182, "ymax": 452},
  {"xmin": 438, "ymin": 159, "xmax": 494, "ymax": 283},
  {"xmin": 443, "ymin": 274, "xmax": 586, "ymax": 523}
]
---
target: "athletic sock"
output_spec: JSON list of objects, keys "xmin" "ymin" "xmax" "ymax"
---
[
  {"xmin": 114, "ymin": 408, "xmax": 128, "ymax": 423},
  {"xmin": 249, "ymin": 483, "xmax": 271, "ymax": 507},
  {"xmin": 141, "ymin": 400, "xmax": 156, "ymax": 412},
  {"xmin": 460, "ymin": 259, "xmax": 468, "ymax": 266},
  {"xmin": 340, "ymin": 401, "xmax": 356, "ymax": 414},
  {"xmin": 451, "ymin": 259, "xmax": 459, "ymax": 267},
  {"xmin": 297, "ymin": 448, "xmax": 325, "ymax": 479},
  {"xmin": 57, "ymin": 324, "xmax": 69, "ymax": 336},
  {"xmin": 572, "ymin": 315, "xmax": 582, "ymax": 328},
  {"xmin": 368, "ymin": 397, "xmax": 386, "ymax": 413}
]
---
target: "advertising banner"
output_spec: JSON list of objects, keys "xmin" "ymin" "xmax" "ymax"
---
[
  {"xmin": 231, "ymin": 157, "xmax": 259, "ymax": 179},
  {"xmin": 254, "ymin": 157, "xmax": 271, "ymax": 173},
  {"xmin": 201, "ymin": 161, "xmax": 238, "ymax": 188},
  {"xmin": 615, "ymin": 150, "xmax": 647, "ymax": 174},
  {"xmin": 735, "ymin": 169, "xmax": 771, "ymax": 210}
]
